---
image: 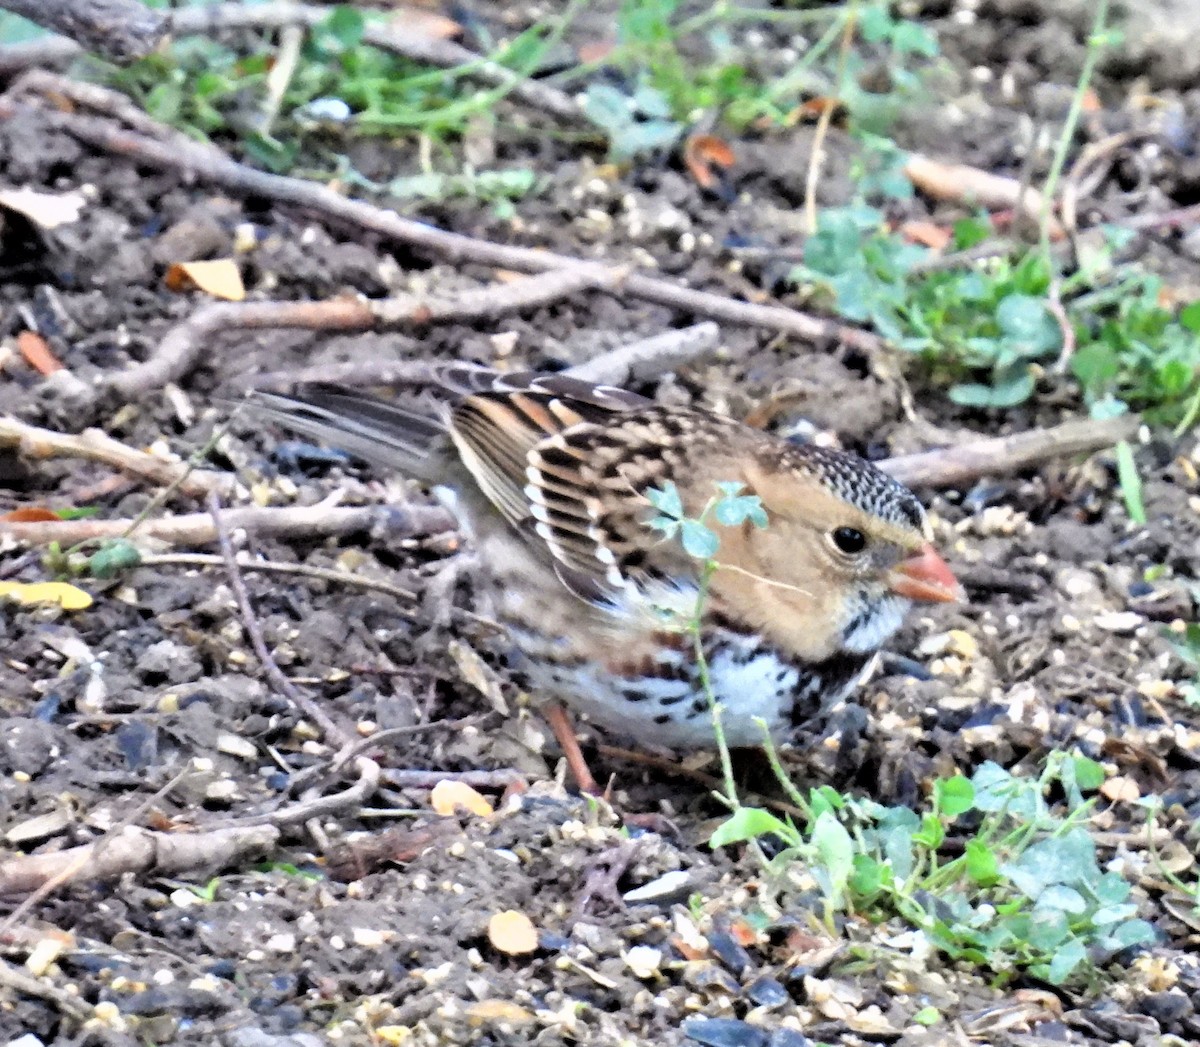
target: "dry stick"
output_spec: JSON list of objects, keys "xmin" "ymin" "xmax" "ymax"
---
[
  {"xmin": 0, "ymin": 958, "xmax": 92, "ymax": 1024},
  {"xmin": 0, "ymin": 416, "xmax": 234, "ymax": 500},
  {"xmin": 208, "ymin": 491, "xmax": 350, "ymax": 746},
  {"xmin": 879, "ymin": 414, "xmax": 1139, "ymax": 489},
  {"xmin": 0, "ymin": 502, "xmax": 454, "ymax": 547},
  {"xmin": 113, "ymin": 266, "xmax": 627, "ymax": 399},
  {"xmin": 565, "ymin": 322, "xmax": 722, "ymax": 385},
  {"xmin": 0, "ymin": 2, "xmax": 585, "ymax": 124},
  {"xmin": 250, "ymin": 757, "xmax": 381, "ymax": 828},
  {"xmin": 1, "ymin": 85, "xmax": 882, "ymax": 358},
  {"xmin": 0, "ymin": 824, "xmax": 279, "ymax": 896},
  {"xmin": 0, "ymin": 0, "xmax": 165, "ymax": 62},
  {"xmin": 382, "ymin": 768, "xmax": 524, "ymax": 789},
  {"xmin": 247, "ymin": 322, "xmax": 723, "ymax": 391}
]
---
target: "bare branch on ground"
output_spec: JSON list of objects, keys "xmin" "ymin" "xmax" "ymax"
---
[
  {"xmin": 0, "ymin": 824, "xmax": 278, "ymax": 896},
  {"xmin": 880, "ymin": 414, "xmax": 1139, "ymax": 488},
  {"xmin": 0, "ymin": 502, "xmax": 454, "ymax": 548},
  {"xmin": 0, "ymin": 416, "xmax": 233, "ymax": 499},
  {"xmin": 0, "ymin": 0, "xmax": 165, "ymax": 62}
]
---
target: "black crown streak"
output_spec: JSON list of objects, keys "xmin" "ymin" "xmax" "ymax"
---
[{"xmin": 779, "ymin": 443, "xmax": 926, "ymax": 532}]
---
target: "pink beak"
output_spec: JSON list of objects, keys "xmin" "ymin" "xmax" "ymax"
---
[{"xmin": 889, "ymin": 543, "xmax": 963, "ymax": 604}]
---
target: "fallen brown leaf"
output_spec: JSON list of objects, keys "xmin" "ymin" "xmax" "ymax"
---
[
  {"xmin": 487, "ymin": 910, "xmax": 538, "ymax": 955},
  {"xmin": 164, "ymin": 259, "xmax": 246, "ymax": 301},
  {"xmin": 684, "ymin": 133, "xmax": 736, "ymax": 190},
  {"xmin": 16, "ymin": 331, "xmax": 64, "ymax": 375}
]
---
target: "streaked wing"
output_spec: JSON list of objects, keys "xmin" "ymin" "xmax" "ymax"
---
[{"xmin": 448, "ymin": 374, "xmax": 660, "ymax": 605}]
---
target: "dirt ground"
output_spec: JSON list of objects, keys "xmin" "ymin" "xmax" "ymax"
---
[{"xmin": 0, "ymin": 1, "xmax": 1199, "ymax": 1045}]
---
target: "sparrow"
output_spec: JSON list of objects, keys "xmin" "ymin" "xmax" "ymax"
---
[{"xmin": 251, "ymin": 365, "xmax": 961, "ymax": 792}]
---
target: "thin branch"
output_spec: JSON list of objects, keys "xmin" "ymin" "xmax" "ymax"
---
[
  {"xmin": 565, "ymin": 322, "xmax": 722, "ymax": 385},
  {"xmin": 0, "ymin": 824, "xmax": 278, "ymax": 896},
  {"xmin": 0, "ymin": 0, "xmax": 165, "ymax": 62},
  {"xmin": 880, "ymin": 414, "xmax": 1139, "ymax": 488},
  {"xmin": 0, "ymin": 416, "xmax": 233, "ymax": 499},
  {"xmin": 208, "ymin": 491, "xmax": 350, "ymax": 745},
  {"xmin": 108, "ymin": 266, "xmax": 628, "ymax": 400},
  {"xmin": 0, "ymin": 958, "xmax": 92, "ymax": 1023},
  {"xmin": 0, "ymin": 502, "xmax": 454, "ymax": 548}
]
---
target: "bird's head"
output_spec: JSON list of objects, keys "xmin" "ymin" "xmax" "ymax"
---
[{"xmin": 701, "ymin": 443, "xmax": 961, "ymax": 662}]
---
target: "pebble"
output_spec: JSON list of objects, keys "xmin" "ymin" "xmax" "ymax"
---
[
  {"xmin": 707, "ymin": 930, "xmax": 753, "ymax": 975},
  {"xmin": 625, "ymin": 945, "xmax": 663, "ymax": 979},
  {"xmin": 1095, "ymin": 611, "xmax": 1145, "ymax": 633},
  {"xmin": 624, "ymin": 869, "xmax": 693, "ymax": 905},
  {"xmin": 683, "ymin": 1018, "xmax": 768, "ymax": 1047},
  {"xmin": 746, "ymin": 976, "xmax": 791, "ymax": 1008}
]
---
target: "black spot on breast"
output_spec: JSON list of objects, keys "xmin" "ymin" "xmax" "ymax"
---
[
  {"xmin": 656, "ymin": 693, "xmax": 689, "ymax": 706},
  {"xmin": 653, "ymin": 713, "xmax": 672, "ymax": 725}
]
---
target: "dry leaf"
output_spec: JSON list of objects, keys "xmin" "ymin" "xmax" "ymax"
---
[
  {"xmin": 1, "ymin": 507, "xmax": 62, "ymax": 523},
  {"xmin": 487, "ymin": 910, "xmax": 538, "ymax": 955},
  {"xmin": 683, "ymin": 133, "xmax": 736, "ymax": 190},
  {"xmin": 430, "ymin": 779, "xmax": 494, "ymax": 818},
  {"xmin": 899, "ymin": 220, "xmax": 953, "ymax": 250},
  {"xmin": 1100, "ymin": 775, "xmax": 1140, "ymax": 802},
  {"xmin": 0, "ymin": 187, "xmax": 86, "ymax": 229},
  {"xmin": 466, "ymin": 1000, "xmax": 534, "ymax": 1026},
  {"xmin": 0, "ymin": 581, "xmax": 93, "ymax": 610},
  {"xmin": 164, "ymin": 259, "xmax": 246, "ymax": 301},
  {"xmin": 578, "ymin": 39, "xmax": 616, "ymax": 64},
  {"xmin": 386, "ymin": 6, "xmax": 462, "ymax": 40},
  {"xmin": 16, "ymin": 331, "xmax": 64, "ymax": 375},
  {"xmin": 904, "ymin": 153, "xmax": 1062, "ymax": 237}
]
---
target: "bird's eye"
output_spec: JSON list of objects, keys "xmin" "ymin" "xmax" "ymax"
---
[{"xmin": 831, "ymin": 526, "xmax": 867, "ymax": 555}]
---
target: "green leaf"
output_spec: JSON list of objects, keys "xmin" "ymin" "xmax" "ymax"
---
[
  {"xmin": 1179, "ymin": 300, "xmax": 1200, "ymax": 333},
  {"xmin": 709, "ymin": 806, "xmax": 794, "ymax": 848},
  {"xmin": 610, "ymin": 119, "xmax": 682, "ymax": 160},
  {"xmin": 320, "ymin": 6, "xmax": 366, "ymax": 50},
  {"xmin": 1115, "ymin": 440, "xmax": 1147, "ymax": 524},
  {"xmin": 952, "ymin": 215, "xmax": 992, "ymax": 250},
  {"xmin": 949, "ymin": 369, "xmax": 1035, "ymax": 409},
  {"xmin": 645, "ymin": 482, "xmax": 683, "ymax": 519},
  {"xmin": 996, "ymin": 294, "xmax": 1061, "ymax": 356},
  {"xmin": 934, "ymin": 775, "xmax": 974, "ymax": 817},
  {"xmin": 1047, "ymin": 938, "xmax": 1088, "ymax": 983},
  {"xmin": 680, "ymin": 519, "xmax": 719, "ymax": 560},
  {"xmin": 1071, "ymin": 756, "xmax": 1106, "ymax": 791},
  {"xmin": 965, "ymin": 839, "xmax": 1000, "ymax": 885},
  {"xmin": 582, "ymin": 83, "xmax": 632, "ymax": 133},
  {"xmin": 1105, "ymin": 918, "xmax": 1156, "ymax": 949},
  {"xmin": 1071, "ymin": 343, "xmax": 1120, "ymax": 388},
  {"xmin": 88, "ymin": 540, "xmax": 143, "ymax": 579},
  {"xmin": 912, "ymin": 1006, "xmax": 941, "ymax": 1026},
  {"xmin": 811, "ymin": 811, "xmax": 855, "ymax": 908}
]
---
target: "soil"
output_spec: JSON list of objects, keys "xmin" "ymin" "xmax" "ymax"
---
[{"xmin": 0, "ymin": 2, "xmax": 1199, "ymax": 1045}]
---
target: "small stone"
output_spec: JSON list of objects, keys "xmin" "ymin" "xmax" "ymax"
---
[
  {"xmin": 624, "ymin": 870, "xmax": 693, "ymax": 904},
  {"xmin": 1094, "ymin": 611, "xmax": 1144, "ymax": 633},
  {"xmin": 683, "ymin": 1018, "xmax": 768, "ymax": 1047},
  {"xmin": 625, "ymin": 945, "xmax": 662, "ymax": 979},
  {"xmin": 265, "ymin": 933, "xmax": 296, "ymax": 953},
  {"xmin": 746, "ymin": 976, "xmax": 790, "ymax": 1008}
]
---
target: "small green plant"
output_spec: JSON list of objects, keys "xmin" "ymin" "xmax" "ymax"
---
[
  {"xmin": 711, "ymin": 753, "xmax": 1157, "ymax": 986},
  {"xmin": 792, "ymin": 205, "xmax": 1200, "ymax": 423}
]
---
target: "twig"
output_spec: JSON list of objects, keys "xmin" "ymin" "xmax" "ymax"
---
[
  {"xmin": 248, "ymin": 757, "xmax": 381, "ymax": 828},
  {"xmin": 0, "ymin": 78, "xmax": 883, "ymax": 360},
  {"xmin": 1112, "ymin": 201, "xmax": 1200, "ymax": 231},
  {"xmin": 0, "ymin": 501, "xmax": 454, "ymax": 547},
  {"xmin": 565, "ymin": 322, "xmax": 722, "ymax": 384},
  {"xmin": 111, "ymin": 267, "xmax": 627, "ymax": 402},
  {"xmin": 381, "ymin": 768, "xmax": 525, "ymax": 789},
  {"xmin": 802, "ymin": 6, "xmax": 857, "ymax": 235},
  {"xmin": 0, "ymin": 416, "xmax": 233, "ymax": 499},
  {"xmin": 208, "ymin": 491, "xmax": 350, "ymax": 745},
  {"xmin": 0, "ymin": 824, "xmax": 278, "ymax": 896},
  {"xmin": 139, "ymin": 552, "xmax": 419, "ymax": 603},
  {"xmin": 257, "ymin": 23, "xmax": 303, "ymax": 137},
  {"xmin": 879, "ymin": 414, "xmax": 1139, "ymax": 488},
  {"xmin": 0, "ymin": 958, "xmax": 92, "ymax": 1023},
  {"xmin": 0, "ymin": 2, "xmax": 584, "ymax": 124},
  {"xmin": 0, "ymin": 0, "xmax": 165, "ymax": 62}
]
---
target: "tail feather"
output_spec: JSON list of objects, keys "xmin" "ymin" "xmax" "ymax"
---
[{"xmin": 250, "ymin": 385, "xmax": 450, "ymax": 481}]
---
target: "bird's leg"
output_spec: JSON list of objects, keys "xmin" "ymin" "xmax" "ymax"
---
[{"xmin": 541, "ymin": 701, "xmax": 601, "ymax": 796}]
